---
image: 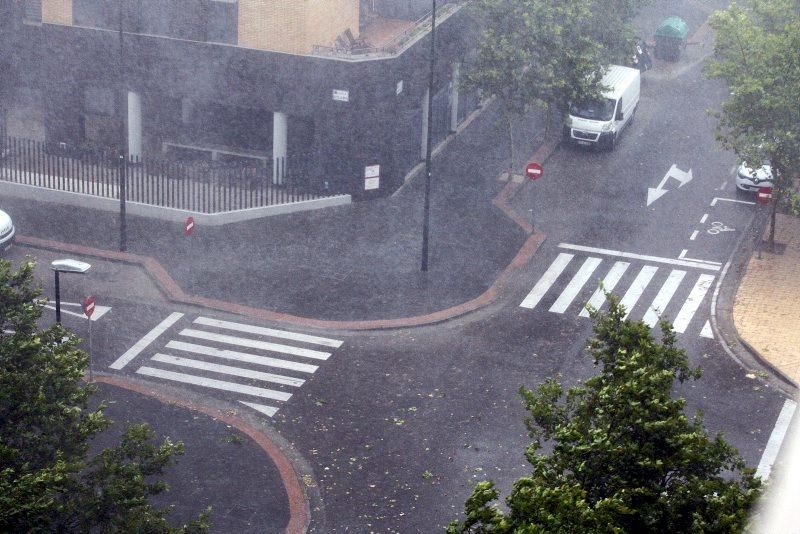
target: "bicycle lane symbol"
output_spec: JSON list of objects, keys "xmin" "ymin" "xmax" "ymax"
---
[{"xmin": 707, "ymin": 221, "xmax": 735, "ymax": 235}]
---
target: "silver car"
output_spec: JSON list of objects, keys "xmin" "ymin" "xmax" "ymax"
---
[
  {"xmin": 736, "ymin": 162, "xmax": 773, "ymax": 192},
  {"xmin": 0, "ymin": 209, "xmax": 15, "ymax": 252}
]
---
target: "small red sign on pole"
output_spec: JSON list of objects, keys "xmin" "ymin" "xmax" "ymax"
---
[
  {"xmin": 184, "ymin": 216, "xmax": 195, "ymax": 236},
  {"xmin": 525, "ymin": 162, "xmax": 544, "ymax": 180},
  {"xmin": 82, "ymin": 295, "xmax": 96, "ymax": 318},
  {"xmin": 757, "ymin": 186, "xmax": 773, "ymax": 205}
]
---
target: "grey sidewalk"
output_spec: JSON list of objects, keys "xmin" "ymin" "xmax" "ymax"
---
[{"xmin": 6, "ymin": 100, "xmax": 547, "ymax": 322}]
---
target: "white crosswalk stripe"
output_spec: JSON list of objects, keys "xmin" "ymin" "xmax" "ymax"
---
[
  {"xmin": 520, "ymin": 252, "xmax": 716, "ymax": 336},
  {"xmin": 579, "ymin": 261, "xmax": 630, "ymax": 317},
  {"xmin": 115, "ymin": 316, "xmax": 344, "ymax": 417}
]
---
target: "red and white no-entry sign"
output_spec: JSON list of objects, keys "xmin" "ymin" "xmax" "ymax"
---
[
  {"xmin": 525, "ymin": 162, "xmax": 544, "ymax": 180},
  {"xmin": 82, "ymin": 295, "xmax": 96, "ymax": 318},
  {"xmin": 184, "ymin": 216, "xmax": 195, "ymax": 236},
  {"xmin": 757, "ymin": 186, "xmax": 773, "ymax": 205}
]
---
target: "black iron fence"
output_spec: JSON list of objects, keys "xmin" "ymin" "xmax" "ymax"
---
[{"xmin": 0, "ymin": 136, "xmax": 338, "ymax": 213}]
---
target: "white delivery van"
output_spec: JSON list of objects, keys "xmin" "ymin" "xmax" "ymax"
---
[{"xmin": 563, "ymin": 65, "xmax": 640, "ymax": 150}]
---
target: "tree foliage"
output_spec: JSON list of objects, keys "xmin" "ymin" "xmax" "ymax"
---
[
  {"xmin": 449, "ymin": 295, "xmax": 760, "ymax": 533},
  {"xmin": 706, "ymin": 0, "xmax": 800, "ymax": 244},
  {"xmin": 460, "ymin": 0, "xmax": 647, "ymax": 171},
  {"xmin": 0, "ymin": 258, "xmax": 209, "ymax": 531}
]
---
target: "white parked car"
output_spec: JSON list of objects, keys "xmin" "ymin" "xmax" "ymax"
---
[
  {"xmin": 0, "ymin": 209, "xmax": 15, "ymax": 252},
  {"xmin": 736, "ymin": 162, "xmax": 773, "ymax": 192}
]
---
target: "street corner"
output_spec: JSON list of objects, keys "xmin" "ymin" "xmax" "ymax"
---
[
  {"xmin": 90, "ymin": 374, "xmax": 315, "ymax": 533},
  {"xmin": 731, "ymin": 214, "xmax": 800, "ymax": 389}
]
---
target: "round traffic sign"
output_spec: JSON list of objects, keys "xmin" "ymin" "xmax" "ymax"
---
[
  {"xmin": 757, "ymin": 186, "xmax": 773, "ymax": 205},
  {"xmin": 82, "ymin": 295, "xmax": 96, "ymax": 318},
  {"xmin": 184, "ymin": 216, "xmax": 195, "ymax": 236},
  {"xmin": 525, "ymin": 162, "xmax": 544, "ymax": 180}
]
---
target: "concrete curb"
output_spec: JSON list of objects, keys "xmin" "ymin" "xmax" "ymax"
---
[
  {"xmin": 710, "ymin": 206, "xmax": 798, "ymax": 396},
  {"xmin": 89, "ymin": 374, "xmax": 311, "ymax": 534}
]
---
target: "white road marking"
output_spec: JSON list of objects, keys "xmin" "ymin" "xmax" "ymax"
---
[
  {"xmin": 151, "ymin": 353, "xmax": 305, "ymax": 387},
  {"xmin": 690, "ymin": 230, "xmax": 699, "ymax": 240},
  {"xmin": 729, "ymin": 165, "xmax": 737, "ymax": 175},
  {"xmin": 165, "ymin": 340, "xmax": 318, "ymax": 374},
  {"xmin": 549, "ymin": 257, "xmax": 602, "ymax": 313},
  {"xmin": 137, "ymin": 366, "xmax": 292, "ymax": 401},
  {"xmin": 719, "ymin": 179, "xmax": 727, "ymax": 190},
  {"xmin": 642, "ymin": 270, "xmax": 686, "ymax": 327},
  {"xmin": 700, "ymin": 214, "xmax": 708, "ymax": 224},
  {"xmin": 520, "ymin": 253, "xmax": 573, "ymax": 309},
  {"xmin": 558, "ymin": 243, "xmax": 720, "ymax": 271},
  {"xmin": 756, "ymin": 399, "xmax": 798, "ymax": 481},
  {"xmin": 699, "ymin": 320, "xmax": 713, "ymax": 339},
  {"xmin": 179, "ymin": 329, "xmax": 331, "ymax": 360},
  {"xmin": 579, "ymin": 261, "xmax": 630, "ymax": 317},
  {"xmin": 619, "ymin": 266, "xmax": 658, "ymax": 320},
  {"xmin": 710, "ymin": 197, "xmax": 755, "ymax": 206},
  {"xmin": 239, "ymin": 401, "xmax": 279, "ymax": 418},
  {"xmin": 672, "ymin": 274, "xmax": 715, "ymax": 333},
  {"xmin": 110, "ymin": 312, "xmax": 184, "ymax": 370},
  {"xmin": 193, "ymin": 317, "xmax": 343, "ymax": 347},
  {"xmin": 43, "ymin": 301, "xmax": 112, "ymax": 321}
]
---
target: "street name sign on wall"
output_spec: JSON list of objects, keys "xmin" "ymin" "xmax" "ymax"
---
[
  {"xmin": 332, "ymin": 89, "xmax": 350, "ymax": 102},
  {"xmin": 365, "ymin": 164, "xmax": 380, "ymax": 190}
]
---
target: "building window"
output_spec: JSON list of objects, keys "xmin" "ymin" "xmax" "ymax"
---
[{"xmin": 23, "ymin": 0, "xmax": 42, "ymax": 23}]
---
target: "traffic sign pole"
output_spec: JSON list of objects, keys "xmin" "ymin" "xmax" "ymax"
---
[
  {"xmin": 83, "ymin": 296, "xmax": 95, "ymax": 382},
  {"xmin": 525, "ymin": 162, "xmax": 544, "ymax": 233}
]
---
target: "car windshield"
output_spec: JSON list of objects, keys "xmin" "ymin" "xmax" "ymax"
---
[{"xmin": 570, "ymin": 98, "xmax": 617, "ymax": 121}]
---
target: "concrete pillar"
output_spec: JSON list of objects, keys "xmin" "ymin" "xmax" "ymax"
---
[
  {"xmin": 272, "ymin": 111, "xmax": 288, "ymax": 185},
  {"xmin": 450, "ymin": 63, "xmax": 460, "ymax": 133},
  {"xmin": 420, "ymin": 88, "xmax": 429, "ymax": 161},
  {"xmin": 127, "ymin": 91, "xmax": 142, "ymax": 160}
]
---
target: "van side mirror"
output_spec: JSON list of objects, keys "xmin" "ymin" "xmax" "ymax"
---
[{"xmin": 615, "ymin": 110, "xmax": 624, "ymax": 121}]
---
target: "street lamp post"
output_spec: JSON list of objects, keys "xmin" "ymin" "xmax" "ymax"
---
[
  {"xmin": 51, "ymin": 259, "xmax": 91, "ymax": 323},
  {"xmin": 421, "ymin": 0, "xmax": 437, "ymax": 272},
  {"xmin": 118, "ymin": 0, "xmax": 127, "ymax": 252}
]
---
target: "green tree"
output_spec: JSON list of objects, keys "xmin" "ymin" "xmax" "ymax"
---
[
  {"xmin": 449, "ymin": 296, "xmax": 760, "ymax": 533},
  {"xmin": 461, "ymin": 0, "xmax": 646, "ymax": 174},
  {"xmin": 706, "ymin": 0, "xmax": 800, "ymax": 247},
  {"xmin": 0, "ymin": 258, "xmax": 210, "ymax": 531}
]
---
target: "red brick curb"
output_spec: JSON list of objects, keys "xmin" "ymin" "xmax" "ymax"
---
[
  {"xmin": 16, "ymin": 135, "xmax": 560, "ymax": 332},
  {"xmin": 89, "ymin": 374, "xmax": 309, "ymax": 534}
]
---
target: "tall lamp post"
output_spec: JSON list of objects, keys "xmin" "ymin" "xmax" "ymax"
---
[
  {"xmin": 420, "ymin": 0, "xmax": 437, "ymax": 272},
  {"xmin": 117, "ymin": 0, "xmax": 128, "ymax": 252},
  {"xmin": 51, "ymin": 259, "xmax": 91, "ymax": 323}
]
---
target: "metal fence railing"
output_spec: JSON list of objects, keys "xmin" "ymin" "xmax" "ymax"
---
[{"xmin": 0, "ymin": 136, "xmax": 339, "ymax": 214}]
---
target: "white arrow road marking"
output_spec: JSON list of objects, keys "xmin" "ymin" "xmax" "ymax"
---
[
  {"xmin": 647, "ymin": 164, "xmax": 693, "ymax": 206},
  {"xmin": 43, "ymin": 302, "xmax": 112, "ymax": 321}
]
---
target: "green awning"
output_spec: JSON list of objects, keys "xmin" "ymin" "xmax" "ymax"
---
[{"xmin": 655, "ymin": 17, "xmax": 689, "ymax": 40}]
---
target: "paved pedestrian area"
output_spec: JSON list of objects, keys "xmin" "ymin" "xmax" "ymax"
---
[{"xmin": 734, "ymin": 213, "xmax": 800, "ymax": 384}]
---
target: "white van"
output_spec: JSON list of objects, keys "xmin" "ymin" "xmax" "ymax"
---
[{"xmin": 563, "ymin": 65, "xmax": 640, "ymax": 150}]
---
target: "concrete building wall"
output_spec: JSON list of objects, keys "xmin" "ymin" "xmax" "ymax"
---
[
  {"xmin": 238, "ymin": 0, "xmax": 358, "ymax": 54},
  {"xmin": 41, "ymin": 0, "xmax": 73, "ymax": 25}
]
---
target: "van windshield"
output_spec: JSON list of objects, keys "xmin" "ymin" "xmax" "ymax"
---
[{"xmin": 569, "ymin": 98, "xmax": 617, "ymax": 121}]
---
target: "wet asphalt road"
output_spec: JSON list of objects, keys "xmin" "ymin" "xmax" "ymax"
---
[{"xmin": 2, "ymin": 1, "xmax": 792, "ymax": 531}]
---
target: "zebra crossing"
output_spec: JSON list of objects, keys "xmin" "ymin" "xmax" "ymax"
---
[
  {"xmin": 520, "ymin": 245, "xmax": 721, "ymax": 336},
  {"xmin": 111, "ymin": 315, "xmax": 344, "ymax": 417}
]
